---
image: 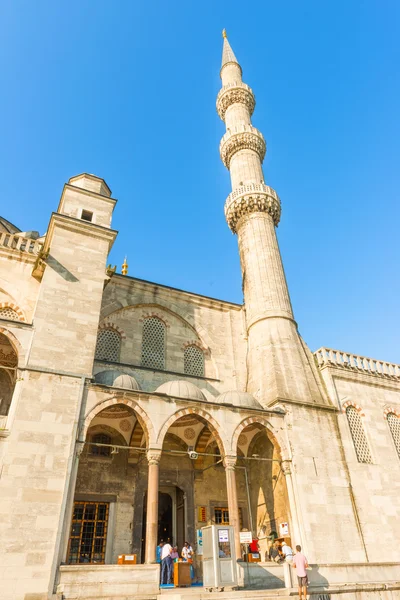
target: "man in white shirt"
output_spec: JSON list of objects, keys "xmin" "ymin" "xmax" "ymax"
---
[
  {"xmin": 160, "ymin": 541, "xmax": 173, "ymax": 585},
  {"xmin": 281, "ymin": 541, "xmax": 294, "ymax": 563}
]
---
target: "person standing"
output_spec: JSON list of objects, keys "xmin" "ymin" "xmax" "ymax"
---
[
  {"xmin": 160, "ymin": 541, "xmax": 173, "ymax": 585},
  {"xmin": 281, "ymin": 540, "xmax": 294, "ymax": 563},
  {"xmin": 292, "ymin": 545, "xmax": 309, "ymax": 600},
  {"xmin": 181, "ymin": 541, "xmax": 195, "ymax": 580}
]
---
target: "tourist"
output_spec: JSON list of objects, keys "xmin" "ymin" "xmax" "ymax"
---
[
  {"xmin": 160, "ymin": 540, "xmax": 173, "ymax": 585},
  {"xmin": 281, "ymin": 540, "xmax": 294, "ymax": 563},
  {"xmin": 156, "ymin": 541, "xmax": 164, "ymax": 564},
  {"xmin": 292, "ymin": 545, "xmax": 309, "ymax": 600},
  {"xmin": 181, "ymin": 541, "xmax": 195, "ymax": 580},
  {"xmin": 268, "ymin": 541, "xmax": 281, "ymax": 562},
  {"xmin": 171, "ymin": 546, "xmax": 179, "ymax": 561}
]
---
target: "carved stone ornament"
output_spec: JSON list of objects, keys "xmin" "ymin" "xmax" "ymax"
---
[
  {"xmin": 220, "ymin": 126, "xmax": 266, "ymax": 169},
  {"xmin": 225, "ymin": 183, "xmax": 281, "ymax": 233},
  {"xmin": 147, "ymin": 449, "xmax": 162, "ymax": 465},
  {"xmin": 223, "ymin": 455, "xmax": 237, "ymax": 470},
  {"xmin": 216, "ymin": 83, "xmax": 255, "ymax": 121},
  {"xmin": 281, "ymin": 460, "xmax": 292, "ymax": 476}
]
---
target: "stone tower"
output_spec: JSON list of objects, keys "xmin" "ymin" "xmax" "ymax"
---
[{"xmin": 217, "ymin": 32, "xmax": 328, "ymax": 408}]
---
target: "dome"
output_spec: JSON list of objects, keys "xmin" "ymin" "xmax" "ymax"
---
[
  {"xmin": 216, "ymin": 390, "xmax": 261, "ymax": 409},
  {"xmin": 0, "ymin": 217, "xmax": 20, "ymax": 235},
  {"xmin": 155, "ymin": 380, "xmax": 206, "ymax": 402},
  {"xmin": 94, "ymin": 370, "xmax": 140, "ymax": 391}
]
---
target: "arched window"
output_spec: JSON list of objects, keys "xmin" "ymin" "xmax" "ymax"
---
[
  {"xmin": 387, "ymin": 413, "xmax": 400, "ymax": 459},
  {"xmin": 91, "ymin": 433, "xmax": 111, "ymax": 457},
  {"xmin": 95, "ymin": 329, "xmax": 121, "ymax": 362},
  {"xmin": 141, "ymin": 317, "xmax": 165, "ymax": 370},
  {"xmin": 0, "ymin": 333, "xmax": 17, "ymax": 417},
  {"xmin": 184, "ymin": 345, "xmax": 204, "ymax": 377},
  {"xmin": 346, "ymin": 406, "xmax": 372, "ymax": 463},
  {"xmin": 0, "ymin": 307, "xmax": 20, "ymax": 322}
]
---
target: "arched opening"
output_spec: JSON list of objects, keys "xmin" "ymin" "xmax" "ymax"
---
[
  {"xmin": 67, "ymin": 402, "xmax": 150, "ymax": 565},
  {"xmin": 0, "ymin": 332, "xmax": 18, "ymax": 418},
  {"xmin": 138, "ymin": 411, "xmax": 230, "ymax": 577},
  {"xmin": 235, "ymin": 422, "xmax": 290, "ymax": 562}
]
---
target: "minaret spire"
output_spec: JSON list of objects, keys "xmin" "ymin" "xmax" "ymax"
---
[
  {"xmin": 221, "ymin": 29, "xmax": 240, "ymax": 71},
  {"xmin": 217, "ymin": 34, "xmax": 328, "ymax": 408}
]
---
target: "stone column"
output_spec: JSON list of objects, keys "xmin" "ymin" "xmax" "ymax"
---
[
  {"xmin": 281, "ymin": 460, "xmax": 303, "ymax": 549},
  {"xmin": 224, "ymin": 455, "xmax": 241, "ymax": 560},
  {"xmin": 145, "ymin": 449, "xmax": 162, "ymax": 564}
]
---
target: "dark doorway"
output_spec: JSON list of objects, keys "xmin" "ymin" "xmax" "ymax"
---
[
  {"xmin": 141, "ymin": 487, "xmax": 185, "ymax": 563},
  {"xmin": 158, "ymin": 492, "xmax": 173, "ymax": 543}
]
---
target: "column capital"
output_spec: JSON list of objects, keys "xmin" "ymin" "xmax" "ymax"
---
[
  {"xmin": 147, "ymin": 449, "xmax": 162, "ymax": 465},
  {"xmin": 223, "ymin": 455, "xmax": 237, "ymax": 470},
  {"xmin": 281, "ymin": 459, "xmax": 292, "ymax": 476}
]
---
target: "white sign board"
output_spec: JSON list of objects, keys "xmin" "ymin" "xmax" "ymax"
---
[
  {"xmin": 239, "ymin": 531, "xmax": 253, "ymax": 544},
  {"xmin": 279, "ymin": 522, "xmax": 289, "ymax": 536},
  {"xmin": 218, "ymin": 529, "xmax": 229, "ymax": 542}
]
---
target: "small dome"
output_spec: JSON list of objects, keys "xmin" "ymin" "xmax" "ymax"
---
[
  {"xmin": 216, "ymin": 390, "xmax": 261, "ymax": 409},
  {"xmin": 155, "ymin": 380, "xmax": 206, "ymax": 402},
  {"xmin": 95, "ymin": 370, "xmax": 140, "ymax": 391}
]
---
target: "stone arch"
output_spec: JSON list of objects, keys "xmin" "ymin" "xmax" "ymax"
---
[
  {"xmin": 157, "ymin": 407, "xmax": 228, "ymax": 455},
  {"xmin": 342, "ymin": 399, "xmax": 365, "ymax": 416},
  {"xmin": 98, "ymin": 321, "xmax": 126, "ymax": 339},
  {"xmin": 82, "ymin": 395, "xmax": 154, "ymax": 445},
  {"xmin": 231, "ymin": 416, "xmax": 289, "ymax": 461},
  {"xmin": 0, "ymin": 302, "xmax": 25, "ymax": 322},
  {"xmin": 383, "ymin": 406, "xmax": 400, "ymax": 419},
  {"xmin": 0, "ymin": 326, "xmax": 24, "ymax": 367}
]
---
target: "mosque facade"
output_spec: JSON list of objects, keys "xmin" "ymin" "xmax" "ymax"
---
[{"xmin": 0, "ymin": 33, "xmax": 399, "ymax": 600}]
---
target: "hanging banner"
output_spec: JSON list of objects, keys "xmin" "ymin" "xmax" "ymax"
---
[{"xmin": 279, "ymin": 522, "xmax": 289, "ymax": 536}]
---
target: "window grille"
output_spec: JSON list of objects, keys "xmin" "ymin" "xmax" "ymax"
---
[
  {"xmin": 91, "ymin": 433, "xmax": 112, "ymax": 457},
  {"xmin": 67, "ymin": 501, "xmax": 109, "ymax": 564},
  {"xmin": 0, "ymin": 308, "xmax": 19, "ymax": 321},
  {"xmin": 184, "ymin": 345, "xmax": 204, "ymax": 377},
  {"xmin": 141, "ymin": 317, "xmax": 165, "ymax": 370},
  {"xmin": 95, "ymin": 329, "xmax": 121, "ymax": 362},
  {"xmin": 346, "ymin": 406, "xmax": 372, "ymax": 463},
  {"xmin": 387, "ymin": 413, "xmax": 400, "ymax": 459}
]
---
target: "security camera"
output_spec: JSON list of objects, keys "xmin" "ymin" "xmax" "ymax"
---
[{"xmin": 188, "ymin": 450, "xmax": 199, "ymax": 460}]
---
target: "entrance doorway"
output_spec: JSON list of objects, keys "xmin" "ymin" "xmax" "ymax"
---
[{"xmin": 141, "ymin": 486, "xmax": 185, "ymax": 562}]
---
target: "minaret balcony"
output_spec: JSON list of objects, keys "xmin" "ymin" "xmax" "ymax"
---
[
  {"xmin": 224, "ymin": 183, "xmax": 281, "ymax": 233},
  {"xmin": 220, "ymin": 125, "xmax": 266, "ymax": 168},
  {"xmin": 216, "ymin": 82, "xmax": 255, "ymax": 121}
]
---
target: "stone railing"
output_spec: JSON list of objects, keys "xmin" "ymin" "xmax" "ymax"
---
[
  {"xmin": 314, "ymin": 347, "xmax": 400, "ymax": 380},
  {"xmin": 0, "ymin": 232, "xmax": 42, "ymax": 255}
]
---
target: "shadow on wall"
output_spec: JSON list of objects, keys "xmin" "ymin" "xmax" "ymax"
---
[
  {"xmin": 240, "ymin": 562, "xmax": 285, "ymax": 590},
  {"xmin": 308, "ymin": 564, "xmax": 329, "ymax": 592}
]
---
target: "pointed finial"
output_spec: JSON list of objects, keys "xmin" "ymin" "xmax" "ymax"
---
[
  {"xmin": 222, "ymin": 29, "xmax": 227, "ymax": 39},
  {"xmin": 122, "ymin": 256, "xmax": 128, "ymax": 276}
]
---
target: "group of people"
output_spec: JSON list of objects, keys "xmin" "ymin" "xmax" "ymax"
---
[
  {"xmin": 157, "ymin": 540, "xmax": 194, "ymax": 585},
  {"xmin": 269, "ymin": 541, "xmax": 309, "ymax": 600}
]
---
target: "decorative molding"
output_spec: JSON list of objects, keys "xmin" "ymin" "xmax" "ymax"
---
[
  {"xmin": 139, "ymin": 312, "xmax": 170, "ymax": 328},
  {"xmin": 220, "ymin": 126, "xmax": 266, "ymax": 169},
  {"xmin": 383, "ymin": 407, "xmax": 400, "ymax": 419},
  {"xmin": 182, "ymin": 339, "xmax": 207, "ymax": 352},
  {"xmin": 224, "ymin": 183, "xmax": 281, "ymax": 233},
  {"xmin": 98, "ymin": 321, "xmax": 126, "ymax": 339},
  {"xmin": 342, "ymin": 400, "xmax": 365, "ymax": 417},
  {"xmin": 223, "ymin": 455, "xmax": 237, "ymax": 470},
  {"xmin": 216, "ymin": 83, "xmax": 255, "ymax": 121},
  {"xmin": 0, "ymin": 303, "xmax": 25, "ymax": 323}
]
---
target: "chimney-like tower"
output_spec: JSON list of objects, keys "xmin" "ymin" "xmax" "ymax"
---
[{"xmin": 217, "ymin": 31, "xmax": 328, "ymax": 408}]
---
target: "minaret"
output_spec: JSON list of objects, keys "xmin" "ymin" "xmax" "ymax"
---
[{"xmin": 217, "ymin": 31, "xmax": 328, "ymax": 408}]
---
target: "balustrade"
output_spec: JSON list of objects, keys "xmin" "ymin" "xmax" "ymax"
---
[
  {"xmin": 0, "ymin": 232, "xmax": 42, "ymax": 255},
  {"xmin": 314, "ymin": 347, "xmax": 400, "ymax": 379}
]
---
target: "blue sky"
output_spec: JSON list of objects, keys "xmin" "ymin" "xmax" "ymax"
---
[{"xmin": 1, "ymin": 1, "xmax": 399, "ymax": 362}]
